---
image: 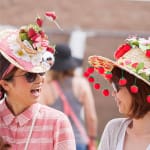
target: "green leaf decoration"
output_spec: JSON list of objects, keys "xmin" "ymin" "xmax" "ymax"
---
[
  {"xmin": 130, "ymin": 41, "xmax": 139, "ymax": 47},
  {"xmin": 139, "ymin": 72, "xmax": 149, "ymax": 81},
  {"xmin": 136, "ymin": 62, "xmax": 144, "ymax": 73},
  {"xmin": 19, "ymin": 32, "xmax": 28, "ymax": 41},
  {"xmin": 27, "ymin": 24, "xmax": 41, "ymax": 33}
]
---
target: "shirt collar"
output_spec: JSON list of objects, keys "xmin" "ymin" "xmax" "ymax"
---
[{"xmin": 0, "ymin": 100, "xmax": 40, "ymax": 126}]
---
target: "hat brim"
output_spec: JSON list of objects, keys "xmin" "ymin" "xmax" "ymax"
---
[
  {"xmin": 88, "ymin": 55, "xmax": 150, "ymax": 86},
  {"xmin": 0, "ymin": 29, "xmax": 52, "ymax": 73}
]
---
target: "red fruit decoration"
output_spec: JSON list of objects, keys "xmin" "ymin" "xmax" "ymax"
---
[
  {"xmin": 105, "ymin": 71, "xmax": 112, "ymax": 80},
  {"xmin": 94, "ymin": 83, "xmax": 101, "ymax": 90},
  {"xmin": 114, "ymin": 43, "xmax": 131, "ymax": 60},
  {"xmin": 130, "ymin": 85, "xmax": 139, "ymax": 93},
  {"xmin": 45, "ymin": 11, "xmax": 62, "ymax": 31},
  {"xmin": 119, "ymin": 78, "xmax": 127, "ymax": 86},
  {"xmin": 83, "ymin": 71, "xmax": 90, "ymax": 78},
  {"xmin": 146, "ymin": 95, "xmax": 150, "ymax": 103},
  {"xmin": 28, "ymin": 28, "xmax": 36, "ymax": 38},
  {"xmin": 146, "ymin": 49, "xmax": 150, "ymax": 58},
  {"xmin": 45, "ymin": 11, "xmax": 56, "ymax": 21},
  {"xmin": 102, "ymin": 89, "xmax": 109, "ymax": 96},
  {"xmin": 88, "ymin": 76, "xmax": 95, "ymax": 83},
  {"xmin": 98, "ymin": 67, "xmax": 104, "ymax": 74},
  {"xmin": 87, "ymin": 67, "xmax": 94, "ymax": 74},
  {"xmin": 36, "ymin": 17, "xmax": 43, "ymax": 27}
]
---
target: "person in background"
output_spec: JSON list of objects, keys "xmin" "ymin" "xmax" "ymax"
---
[
  {"xmin": 40, "ymin": 44, "xmax": 98, "ymax": 150},
  {"xmin": 0, "ymin": 12, "xmax": 75, "ymax": 150},
  {"xmin": 88, "ymin": 36, "xmax": 150, "ymax": 150}
]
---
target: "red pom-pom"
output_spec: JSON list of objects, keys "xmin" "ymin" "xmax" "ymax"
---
[
  {"xmin": 105, "ymin": 72, "xmax": 112, "ymax": 79},
  {"xmin": 98, "ymin": 67, "xmax": 104, "ymax": 74},
  {"xmin": 130, "ymin": 85, "xmax": 138, "ymax": 93},
  {"xmin": 146, "ymin": 49, "xmax": 150, "ymax": 58},
  {"xmin": 88, "ymin": 76, "xmax": 95, "ymax": 83},
  {"xmin": 83, "ymin": 71, "xmax": 90, "ymax": 78},
  {"xmin": 146, "ymin": 95, "xmax": 150, "ymax": 103},
  {"xmin": 102, "ymin": 89, "xmax": 109, "ymax": 96},
  {"xmin": 94, "ymin": 83, "xmax": 101, "ymax": 90},
  {"xmin": 119, "ymin": 78, "xmax": 127, "ymax": 86},
  {"xmin": 87, "ymin": 67, "xmax": 94, "ymax": 74},
  {"xmin": 114, "ymin": 43, "xmax": 131, "ymax": 60}
]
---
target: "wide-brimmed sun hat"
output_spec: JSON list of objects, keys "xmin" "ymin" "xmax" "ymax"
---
[
  {"xmin": 84, "ymin": 36, "xmax": 150, "ymax": 98},
  {"xmin": 0, "ymin": 11, "xmax": 59, "ymax": 74},
  {"xmin": 51, "ymin": 44, "xmax": 79, "ymax": 71}
]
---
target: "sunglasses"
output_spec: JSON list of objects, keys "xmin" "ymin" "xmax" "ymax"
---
[
  {"xmin": 13, "ymin": 72, "xmax": 45, "ymax": 83},
  {"xmin": 111, "ymin": 82, "xmax": 120, "ymax": 92}
]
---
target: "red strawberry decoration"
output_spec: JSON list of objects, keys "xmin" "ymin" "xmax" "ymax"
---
[
  {"xmin": 87, "ymin": 67, "xmax": 94, "ymax": 74},
  {"xmin": 146, "ymin": 95, "xmax": 150, "ymax": 103},
  {"xmin": 45, "ymin": 11, "xmax": 56, "ymax": 21},
  {"xmin": 83, "ymin": 71, "xmax": 90, "ymax": 78},
  {"xmin": 45, "ymin": 11, "xmax": 62, "ymax": 31},
  {"xmin": 105, "ymin": 71, "xmax": 112, "ymax": 79},
  {"xmin": 114, "ymin": 43, "xmax": 131, "ymax": 60},
  {"xmin": 146, "ymin": 49, "xmax": 150, "ymax": 58},
  {"xmin": 98, "ymin": 67, "xmax": 104, "ymax": 74},
  {"xmin": 130, "ymin": 85, "xmax": 139, "ymax": 93},
  {"xmin": 94, "ymin": 83, "xmax": 101, "ymax": 90},
  {"xmin": 119, "ymin": 78, "xmax": 127, "ymax": 86},
  {"xmin": 27, "ymin": 28, "xmax": 37, "ymax": 38},
  {"xmin": 36, "ymin": 17, "xmax": 43, "ymax": 27},
  {"xmin": 88, "ymin": 76, "xmax": 95, "ymax": 83},
  {"xmin": 102, "ymin": 89, "xmax": 109, "ymax": 96}
]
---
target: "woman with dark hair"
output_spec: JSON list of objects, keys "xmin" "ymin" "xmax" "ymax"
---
[
  {"xmin": 88, "ymin": 36, "xmax": 150, "ymax": 150},
  {"xmin": 0, "ymin": 13, "xmax": 75, "ymax": 150},
  {"xmin": 40, "ymin": 44, "xmax": 98, "ymax": 150}
]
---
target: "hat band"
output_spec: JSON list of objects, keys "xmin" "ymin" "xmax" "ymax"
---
[{"xmin": 1, "ymin": 64, "xmax": 15, "ymax": 80}]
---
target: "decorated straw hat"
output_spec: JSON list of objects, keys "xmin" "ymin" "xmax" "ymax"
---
[
  {"xmin": 0, "ymin": 11, "xmax": 59, "ymax": 74},
  {"xmin": 84, "ymin": 36, "xmax": 150, "ymax": 97}
]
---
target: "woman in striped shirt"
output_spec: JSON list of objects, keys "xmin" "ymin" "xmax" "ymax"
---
[{"xmin": 0, "ymin": 14, "xmax": 75, "ymax": 150}]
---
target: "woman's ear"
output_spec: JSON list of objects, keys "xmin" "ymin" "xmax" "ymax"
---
[{"xmin": 0, "ymin": 80, "xmax": 10, "ymax": 91}]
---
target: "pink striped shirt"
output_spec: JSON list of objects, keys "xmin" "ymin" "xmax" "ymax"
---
[{"xmin": 0, "ymin": 100, "xmax": 76, "ymax": 150}]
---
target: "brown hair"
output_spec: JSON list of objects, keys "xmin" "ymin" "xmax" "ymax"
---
[{"xmin": 111, "ymin": 67, "xmax": 150, "ymax": 119}]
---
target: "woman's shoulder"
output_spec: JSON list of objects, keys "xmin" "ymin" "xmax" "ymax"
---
[{"xmin": 105, "ymin": 118, "xmax": 130, "ymax": 131}]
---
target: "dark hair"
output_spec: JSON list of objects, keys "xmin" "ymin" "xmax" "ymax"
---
[
  {"xmin": 49, "ymin": 70, "xmax": 74, "ymax": 81},
  {"xmin": 0, "ymin": 54, "xmax": 17, "ymax": 100},
  {"xmin": 111, "ymin": 67, "xmax": 150, "ymax": 119}
]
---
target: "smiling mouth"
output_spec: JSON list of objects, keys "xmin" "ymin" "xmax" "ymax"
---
[{"xmin": 31, "ymin": 88, "xmax": 41, "ymax": 96}]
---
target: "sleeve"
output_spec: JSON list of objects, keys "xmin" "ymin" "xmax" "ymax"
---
[
  {"xmin": 97, "ymin": 118, "xmax": 126, "ymax": 150},
  {"xmin": 97, "ymin": 121, "xmax": 111, "ymax": 150},
  {"xmin": 53, "ymin": 114, "xmax": 76, "ymax": 150}
]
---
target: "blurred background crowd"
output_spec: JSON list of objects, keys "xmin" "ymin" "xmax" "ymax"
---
[{"xmin": 0, "ymin": 0, "xmax": 150, "ymax": 139}]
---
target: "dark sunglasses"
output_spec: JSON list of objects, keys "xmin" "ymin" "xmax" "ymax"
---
[
  {"xmin": 13, "ymin": 72, "xmax": 45, "ymax": 83},
  {"xmin": 111, "ymin": 82, "xmax": 120, "ymax": 92}
]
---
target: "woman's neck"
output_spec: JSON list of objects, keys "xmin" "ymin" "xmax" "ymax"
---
[
  {"xmin": 5, "ymin": 99, "xmax": 31, "ymax": 116},
  {"xmin": 130, "ymin": 113, "xmax": 150, "ymax": 135}
]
